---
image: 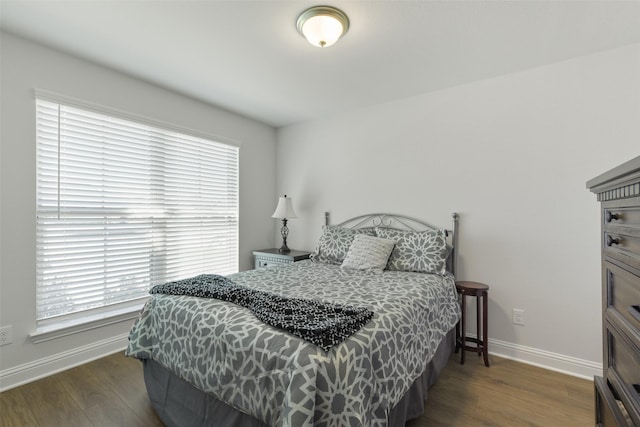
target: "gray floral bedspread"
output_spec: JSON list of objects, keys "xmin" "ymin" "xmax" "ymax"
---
[{"xmin": 125, "ymin": 260, "xmax": 461, "ymax": 427}]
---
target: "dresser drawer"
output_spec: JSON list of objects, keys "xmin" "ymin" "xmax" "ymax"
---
[
  {"xmin": 606, "ymin": 261, "xmax": 640, "ymax": 335},
  {"xmin": 605, "ymin": 320, "xmax": 640, "ymax": 425},
  {"xmin": 603, "ymin": 205, "xmax": 640, "ymax": 231},
  {"xmin": 605, "ymin": 229, "xmax": 640, "ymax": 271},
  {"xmin": 595, "ymin": 376, "xmax": 634, "ymax": 426}
]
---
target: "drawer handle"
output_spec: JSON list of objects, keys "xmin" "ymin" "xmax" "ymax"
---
[
  {"xmin": 629, "ymin": 305, "xmax": 640, "ymax": 322},
  {"xmin": 605, "ymin": 211, "xmax": 621, "ymax": 222},
  {"xmin": 606, "ymin": 234, "xmax": 620, "ymax": 246}
]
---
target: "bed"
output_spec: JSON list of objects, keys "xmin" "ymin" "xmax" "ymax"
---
[{"xmin": 126, "ymin": 212, "xmax": 461, "ymax": 427}]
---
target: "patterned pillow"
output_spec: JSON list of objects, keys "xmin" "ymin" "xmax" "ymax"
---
[
  {"xmin": 375, "ymin": 228, "xmax": 448, "ymax": 275},
  {"xmin": 341, "ymin": 234, "xmax": 396, "ymax": 272},
  {"xmin": 310, "ymin": 226, "xmax": 375, "ymax": 265}
]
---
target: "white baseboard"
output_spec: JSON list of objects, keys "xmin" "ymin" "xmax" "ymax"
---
[
  {"xmin": 0, "ymin": 333, "xmax": 602, "ymax": 392},
  {"xmin": 486, "ymin": 337, "xmax": 602, "ymax": 380},
  {"xmin": 0, "ymin": 333, "xmax": 129, "ymax": 392}
]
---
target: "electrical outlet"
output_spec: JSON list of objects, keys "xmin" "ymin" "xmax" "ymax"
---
[
  {"xmin": 512, "ymin": 309, "xmax": 525, "ymax": 326},
  {"xmin": 0, "ymin": 325, "xmax": 13, "ymax": 346}
]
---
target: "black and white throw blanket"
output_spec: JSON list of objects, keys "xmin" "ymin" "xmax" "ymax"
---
[
  {"xmin": 127, "ymin": 261, "xmax": 461, "ymax": 427},
  {"xmin": 150, "ymin": 274, "xmax": 374, "ymax": 351}
]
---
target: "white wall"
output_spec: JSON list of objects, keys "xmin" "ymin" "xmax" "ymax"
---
[
  {"xmin": 277, "ymin": 43, "xmax": 640, "ymax": 377},
  {"xmin": 0, "ymin": 32, "xmax": 277, "ymax": 388}
]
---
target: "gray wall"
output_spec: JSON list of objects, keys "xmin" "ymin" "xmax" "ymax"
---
[
  {"xmin": 276, "ymin": 43, "xmax": 640, "ymax": 377},
  {"xmin": 0, "ymin": 32, "xmax": 277, "ymax": 387}
]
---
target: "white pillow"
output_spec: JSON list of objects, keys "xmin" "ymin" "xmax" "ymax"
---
[{"xmin": 341, "ymin": 234, "xmax": 396, "ymax": 272}]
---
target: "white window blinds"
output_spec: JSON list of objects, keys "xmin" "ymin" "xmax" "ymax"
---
[{"xmin": 36, "ymin": 98, "xmax": 239, "ymax": 322}]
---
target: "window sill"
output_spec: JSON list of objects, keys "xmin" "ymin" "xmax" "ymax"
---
[{"xmin": 30, "ymin": 303, "xmax": 145, "ymax": 344}]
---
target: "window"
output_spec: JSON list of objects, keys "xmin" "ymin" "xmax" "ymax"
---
[{"xmin": 35, "ymin": 96, "xmax": 239, "ymax": 325}]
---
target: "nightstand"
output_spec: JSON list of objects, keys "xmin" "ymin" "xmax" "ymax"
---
[{"xmin": 252, "ymin": 248, "xmax": 311, "ymax": 269}]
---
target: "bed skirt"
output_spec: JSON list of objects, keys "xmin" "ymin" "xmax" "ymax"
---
[{"xmin": 142, "ymin": 328, "xmax": 455, "ymax": 427}]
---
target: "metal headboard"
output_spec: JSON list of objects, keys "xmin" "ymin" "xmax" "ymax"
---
[{"xmin": 324, "ymin": 212, "xmax": 459, "ymax": 276}]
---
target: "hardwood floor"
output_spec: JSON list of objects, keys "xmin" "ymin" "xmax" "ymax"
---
[
  {"xmin": 410, "ymin": 354, "xmax": 593, "ymax": 426},
  {"xmin": 1, "ymin": 352, "xmax": 593, "ymax": 426},
  {"xmin": 1, "ymin": 352, "xmax": 162, "ymax": 427}
]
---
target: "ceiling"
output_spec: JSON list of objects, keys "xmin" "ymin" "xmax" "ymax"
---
[{"xmin": 2, "ymin": 1, "xmax": 640, "ymax": 128}]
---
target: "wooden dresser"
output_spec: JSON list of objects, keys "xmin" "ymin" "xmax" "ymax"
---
[{"xmin": 588, "ymin": 156, "xmax": 640, "ymax": 426}]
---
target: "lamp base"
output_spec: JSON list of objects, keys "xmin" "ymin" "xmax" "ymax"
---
[
  {"xmin": 279, "ymin": 219, "xmax": 290, "ymax": 253},
  {"xmin": 279, "ymin": 244, "xmax": 291, "ymax": 254}
]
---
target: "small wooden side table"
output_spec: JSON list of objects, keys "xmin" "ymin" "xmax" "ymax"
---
[{"xmin": 455, "ymin": 281, "xmax": 490, "ymax": 367}]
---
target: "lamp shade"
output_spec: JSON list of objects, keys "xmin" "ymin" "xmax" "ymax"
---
[{"xmin": 272, "ymin": 195, "xmax": 297, "ymax": 219}]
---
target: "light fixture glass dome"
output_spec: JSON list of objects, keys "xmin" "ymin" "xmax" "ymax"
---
[{"xmin": 296, "ymin": 6, "xmax": 349, "ymax": 48}]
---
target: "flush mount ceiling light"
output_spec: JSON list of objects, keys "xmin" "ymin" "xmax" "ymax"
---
[{"xmin": 296, "ymin": 5, "xmax": 350, "ymax": 48}]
